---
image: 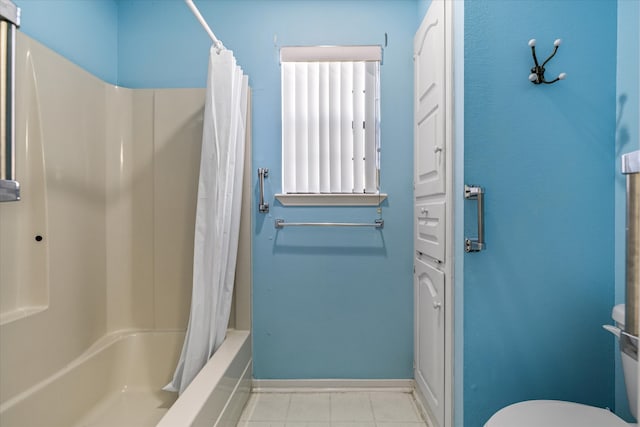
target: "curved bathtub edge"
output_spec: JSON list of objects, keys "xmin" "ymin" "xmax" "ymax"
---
[
  {"xmin": 157, "ymin": 329, "xmax": 251, "ymax": 427},
  {"xmin": 0, "ymin": 329, "xmax": 183, "ymax": 414}
]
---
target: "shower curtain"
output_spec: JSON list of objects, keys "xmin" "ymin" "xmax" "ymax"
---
[{"xmin": 164, "ymin": 47, "xmax": 249, "ymax": 394}]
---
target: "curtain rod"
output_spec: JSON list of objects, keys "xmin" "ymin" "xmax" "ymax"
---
[{"xmin": 184, "ymin": 0, "xmax": 224, "ymax": 52}]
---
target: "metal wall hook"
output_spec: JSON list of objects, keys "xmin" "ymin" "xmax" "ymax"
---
[{"xmin": 528, "ymin": 38, "xmax": 566, "ymax": 85}]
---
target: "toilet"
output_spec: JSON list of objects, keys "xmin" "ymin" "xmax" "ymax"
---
[{"xmin": 485, "ymin": 304, "xmax": 638, "ymax": 426}]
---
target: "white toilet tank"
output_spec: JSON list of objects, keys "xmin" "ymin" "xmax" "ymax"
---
[{"xmin": 613, "ymin": 304, "xmax": 638, "ymax": 420}]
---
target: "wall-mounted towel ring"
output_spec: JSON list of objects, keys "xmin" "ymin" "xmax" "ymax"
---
[{"xmin": 528, "ymin": 38, "xmax": 566, "ymax": 85}]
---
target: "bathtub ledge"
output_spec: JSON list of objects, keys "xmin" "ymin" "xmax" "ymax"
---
[{"xmin": 157, "ymin": 329, "xmax": 251, "ymax": 427}]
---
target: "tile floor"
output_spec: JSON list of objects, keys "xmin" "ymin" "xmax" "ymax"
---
[{"xmin": 237, "ymin": 391, "xmax": 429, "ymax": 427}]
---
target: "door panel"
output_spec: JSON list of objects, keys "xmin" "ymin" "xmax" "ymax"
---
[
  {"xmin": 414, "ymin": 0, "xmax": 445, "ymax": 198},
  {"xmin": 415, "ymin": 200, "xmax": 445, "ymax": 262},
  {"xmin": 415, "ymin": 91, "xmax": 444, "ymax": 196},
  {"xmin": 415, "ymin": 256, "xmax": 445, "ymax": 427}
]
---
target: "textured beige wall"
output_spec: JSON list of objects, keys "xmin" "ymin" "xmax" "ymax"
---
[{"xmin": 0, "ymin": 33, "xmax": 251, "ymax": 405}]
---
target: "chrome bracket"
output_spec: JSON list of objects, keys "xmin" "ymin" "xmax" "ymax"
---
[{"xmin": 0, "ymin": 179, "xmax": 19, "ymax": 202}]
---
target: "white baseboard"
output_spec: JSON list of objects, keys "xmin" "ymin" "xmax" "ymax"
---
[
  {"xmin": 251, "ymin": 379, "xmax": 415, "ymax": 393},
  {"xmin": 413, "ymin": 385, "xmax": 437, "ymax": 427}
]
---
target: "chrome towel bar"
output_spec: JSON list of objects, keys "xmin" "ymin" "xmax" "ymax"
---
[{"xmin": 275, "ymin": 218, "xmax": 384, "ymax": 229}]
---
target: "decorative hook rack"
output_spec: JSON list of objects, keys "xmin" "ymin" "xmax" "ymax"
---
[{"xmin": 528, "ymin": 38, "xmax": 566, "ymax": 85}]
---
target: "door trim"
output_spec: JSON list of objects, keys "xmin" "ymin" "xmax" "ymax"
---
[{"xmin": 413, "ymin": 1, "xmax": 455, "ymax": 426}]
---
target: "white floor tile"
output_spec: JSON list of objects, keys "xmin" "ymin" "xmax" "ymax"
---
[
  {"xmin": 330, "ymin": 392, "xmax": 374, "ymax": 421},
  {"xmin": 242, "ymin": 393, "xmax": 290, "ymax": 421},
  {"xmin": 286, "ymin": 393, "xmax": 331, "ymax": 421},
  {"xmin": 240, "ymin": 394, "xmax": 259, "ymax": 420},
  {"xmin": 376, "ymin": 423, "xmax": 427, "ymax": 427},
  {"xmin": 237, "ymin": 391, "xmax": 427, "ymax": 427},
  {"xmin": 331, "ymin": 422, "xmax": 376, "ymax": 427},
  {"xmin": 284, "ymin": 423, "xmax": 330, "ymax": 427},
  {"xmin": 369, "ymin": 392, "xmax": 422, "ymax": 422},
  {"xmin": 237, "ymin": 422, "xmax": 286, "ymax": 427}
]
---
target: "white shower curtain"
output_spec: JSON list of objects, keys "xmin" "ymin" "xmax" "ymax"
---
[{"xmin": 164, "ymin": 47, "xmax": 249, "ymax": 394}]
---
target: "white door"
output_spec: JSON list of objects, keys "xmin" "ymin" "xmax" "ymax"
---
[{"xmin": 414, "ymin": 1, "xmax": 451, "ymax": 426}]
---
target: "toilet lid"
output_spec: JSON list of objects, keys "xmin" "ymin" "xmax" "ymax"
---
[{"xmin": 485, "ymin": 400, "xmax": 628, "ymax": 427}]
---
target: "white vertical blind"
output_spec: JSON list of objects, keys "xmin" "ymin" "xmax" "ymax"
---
[
  {"xmin": 352, "ymin": 61, "xmax": 365, "ymax": 193},
  {"xmin": 339, "ymin": 62, "xmax": 354, "ymax": 193},
  {"xmin": 319, "ymin": 62, "xmax": 330, "ymax": 193},
  {"xmin": 282, "ymin": 63, "xmax": 296, "ymax": 194},
  {"xmin": 294, "ymin": 63, "xmax": 308, "ymax": 192},
  {"xmin": 307, "ymin": 62, "xmax": 320, "ymax": 193},
  {"xmin": 329, "ymin": 62, "xmax": 342, "ymax": 192},
  {"xmin": 364, "ymin": 61, "xmax": 379, "ymax": 193},
  {"xmin": 281, "ymin": 47, "xmax": 380, "ymax": 194}
]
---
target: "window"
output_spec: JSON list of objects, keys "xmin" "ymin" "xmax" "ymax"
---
[{"xmin": 278, "ymin": 45, "xmax": 385, "ymax": 205}]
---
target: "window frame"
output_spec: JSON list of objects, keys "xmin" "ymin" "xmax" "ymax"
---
[{"xmin": 276, "ymin": 45, "xmax": 387, "ymax": 206}]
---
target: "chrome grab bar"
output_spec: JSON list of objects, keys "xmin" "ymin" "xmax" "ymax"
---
[
  {"xmin": 275, "ymin": 219, "xmax": 384, "ymax": 229},
  {"xmin": 0, "ymin": 0, "xmax": 20, "ymax": 202},
  {"xmin": 464, "ymin": 184, "xmax": 485, "ymax": 252},
  {"xmin": 622, "ymin": 150, "xmax": 640, "ymax": 338},
  {"xmin": 258, "ymin": 168, "xmax": 269, "ymax": 213}
]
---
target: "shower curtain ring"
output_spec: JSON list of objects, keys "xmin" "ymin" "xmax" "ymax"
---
[{"xmin": 214, "ymin": 40, "xmax": 224, "ymax": 54}]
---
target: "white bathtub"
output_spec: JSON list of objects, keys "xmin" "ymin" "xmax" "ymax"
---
[
  {"xmin": 0, "ymin": 329, "xmax": 251, "ymax": 427},
  {"xmin": 157, "ymin": 330, "xmax": 252, "ymax": 427}
]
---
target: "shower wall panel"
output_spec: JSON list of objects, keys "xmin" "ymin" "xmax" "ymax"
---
[
  {"xmin": 1, "ymin": 33, "xmax": 108, "ymax": 404},
  {"xmin": 104, "ymin": 89, "xmax": 207, "ymax": 332},
  {"xmin": 152, "ymin": 90, "xmax": 205, "ymax": 331}
]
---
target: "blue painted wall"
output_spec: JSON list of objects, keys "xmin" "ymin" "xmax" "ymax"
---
[
  {"xmin": 417, "ymin": 0, "xmax": 431, "ymax": 26},
  {"xmin": 14, "ymin": 0, "xmax": 118, "ymax": 84},
  {"xmin": 463, "ymin": 1, "xmax": 617, "ymax": 425},
  {"xmin": 615, "ymin": 0, "xmax": 639, "ymax": 420},
  {"xmin": 117, "ymin": 0, "xmax": 210, "ymax": 88},
  {"xmin": 116, "ymin": 0, "xmax": 418, "ymax": 379},
  {"xmin": 245, "ymin": 0, "xmax": 416, "ymax": 379}
]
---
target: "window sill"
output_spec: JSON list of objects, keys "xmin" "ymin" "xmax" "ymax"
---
[{"xmin": 275, "ymin": 193, "xmax": 388, "ymax": 206}]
